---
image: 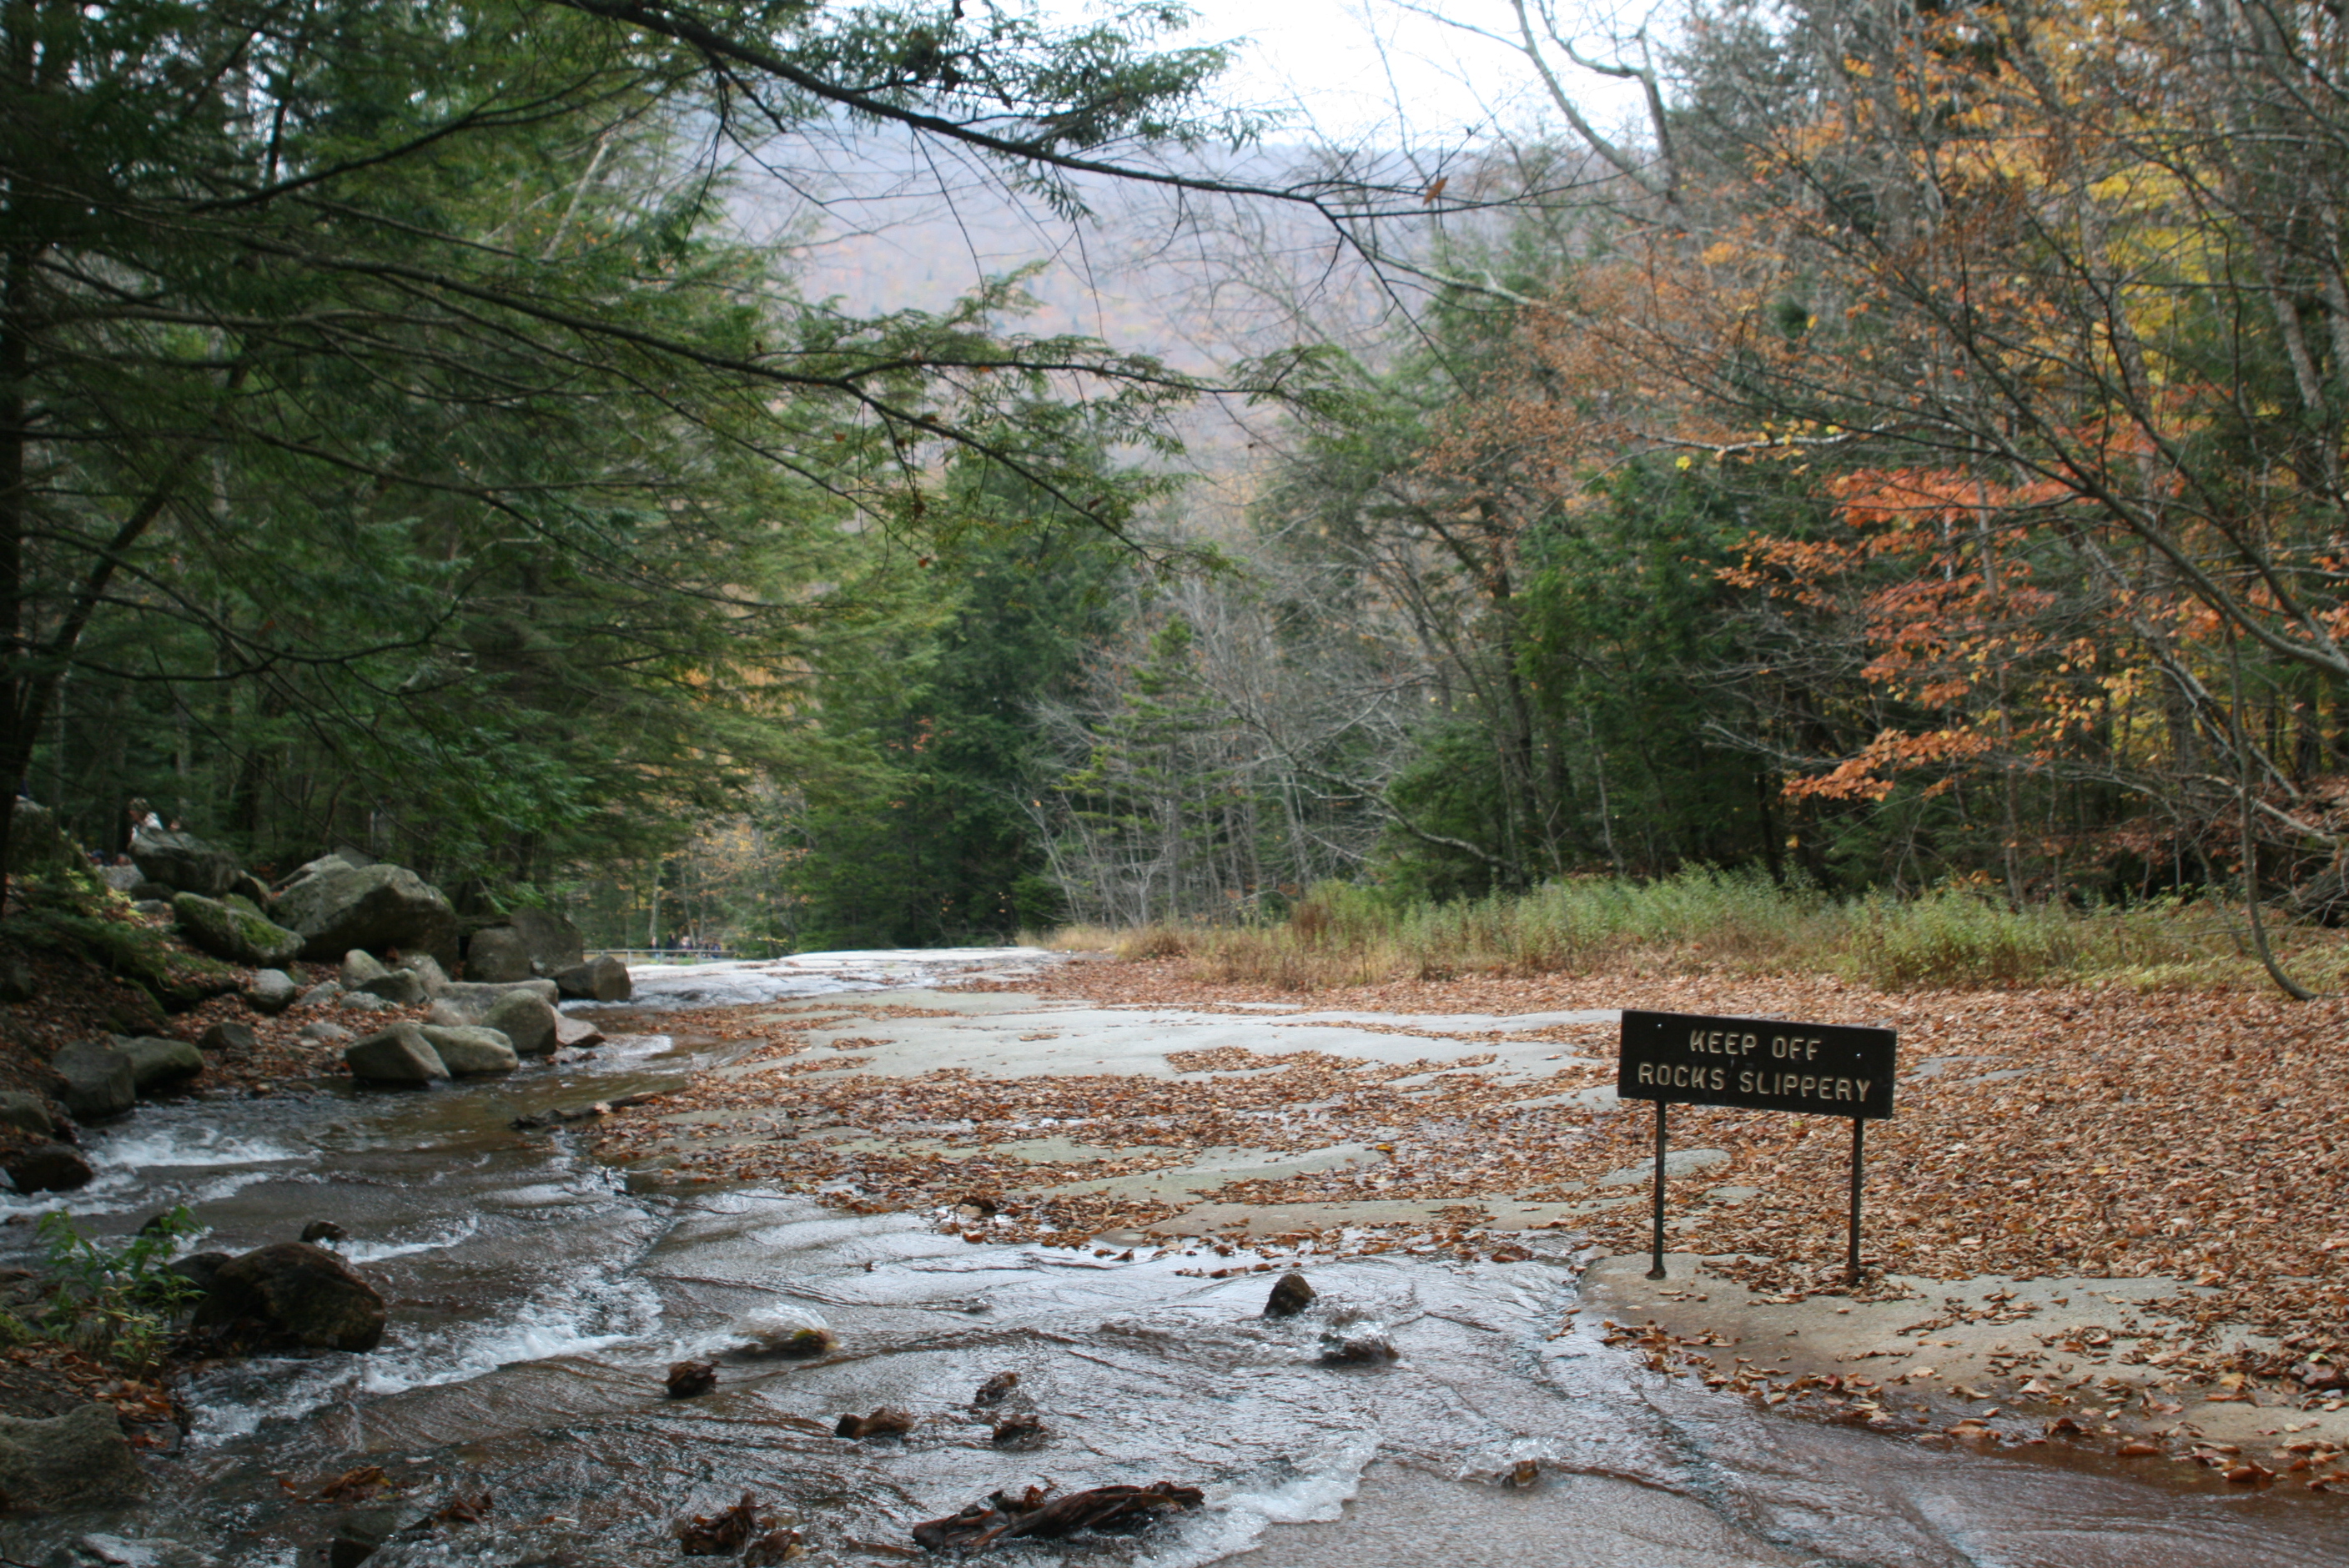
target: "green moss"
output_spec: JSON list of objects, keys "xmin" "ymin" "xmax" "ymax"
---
[
  {"xmin": 170, "ymin": 891, "xmax": 299, "ymax": 968},
  {"xmin": 3, "ymin": 903, "xmax": 239, "ymax": 1009}
]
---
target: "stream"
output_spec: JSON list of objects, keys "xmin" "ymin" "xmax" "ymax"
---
[{"xmin": 0, "ymin": 952, "xmax": 2340, "ymax": 1568}]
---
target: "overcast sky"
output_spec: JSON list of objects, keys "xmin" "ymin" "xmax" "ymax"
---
[{"xmin": 1034, "ymin": 0, "xmax": 1659, "ymax": 148}]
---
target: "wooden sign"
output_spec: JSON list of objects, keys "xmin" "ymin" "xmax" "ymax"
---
[
  {"xmin": 1617, "ymin": 1009, "xmax": 1896, "ymax": 1119},
  {"xmin": 1615, "ymin": 1008, "xmax": 1899, "ymax": 1285}
]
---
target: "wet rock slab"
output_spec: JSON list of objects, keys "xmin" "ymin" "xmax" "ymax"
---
[
  {"xmin": 1578, "ymin": 1252, "xmax": 2349, "ymax": 1456},
  {"xmin": 0, "ymin": 1404, "xmax": 148, "ymax": 1509},
  {"xmin": 1232, "ymin": 1462, "xmax": 1797, "ymax": 1568}
]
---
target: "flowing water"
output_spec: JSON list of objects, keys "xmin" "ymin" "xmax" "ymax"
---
[{"xmin": 1, "ymin": 954, "xmax": 2340, "ymax": 1568}]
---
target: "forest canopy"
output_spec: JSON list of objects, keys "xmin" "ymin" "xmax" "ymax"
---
[
  {"xmin": 13, "ymin": 0, "xmax": 2349, "ymax": 982},
  {"xmin": 0, "ymin": 0, "xmax": 1278, "ymax": 906}
]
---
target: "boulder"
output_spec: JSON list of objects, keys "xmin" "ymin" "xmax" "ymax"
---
[
  {"xmin": 0, "ymin": 1091, "xmax": 68, "ymax": 1140},
  {"xmin": 0, "ymin": 1403, "xmax": 148, "ymax": 1508},
  {"xmin": 117, "ymin": 1035, "xmax": 204, "ymax": 1093},
  {"xmin": 404, "ymin": 953, "xmax": 449, "ymax": 997},
  {"xmin": 51, "ymin": 1040, "xmax": 135, "ymax": 1120},
  {"xmin": 484, "ymin": 990, "xmax": 558, "ymax": 1058},
  {"xmin": 200, "ymin": 1020, "xmax": 255, "ymax": 1053},
  {"xmin": 300, "ymin": 1019, "xmax": 354, "ymax": 1044},
  {"xmin": 666, "ymin": 1359, "xmax": 717, "ymax": 1399},
  {"xmin": 340, "ymin": 992, "xmax": 393, "ymax": 1013},
  {"xmin": 416, "ymin": 1024, "xmax": 518, "ymax": 1076},
  {"xmin": 360, "ymin": 969, "xmax": 427, "ymax": 1006},
  {"xmin": 247, "ymin": 968, "xmax": 299, "ymax": 1014},
  {"xmin": 299, "ymin": 980, "xmax": 345, "ymax": 1009},
  {"xmin": 281, "ymin": 853, "xmax": 355, "ymax": 889},
  {"xmin": 553, "ymin": 1013, "xmax": 606, "ymax": 1051},
  {"xmin": 343, "ymin": 1023, "xmax": 448, "ymax": 1084},
  {"xmin": 1264, "ymin": 1272, "xmax": 1315, "ymax": 1318},
  {"xmin": 555, "ymin": 955, "xmax": 631, "ymax": 1002},
  {"xmin": 173, "ymin": 891, "xmax": 304, "ymax": 967},
  {"xmin": 3, "ymin": 1138, "xmax": 92, "ymax": 1194},
  {"xmin": 511, "ymin": 907, "xmax": 585, "ymax": 975},
  {"xmin": 276, "ymin": 863, "xmax": 460, "ymax": 971},
  {"xmin": 430, "ymin": 978, "xmax": 560, "ymax": 1023},
  {"xmin": 340, "ymin": 950, "xmax": 390, "ymax": 989},
  {"xmin": 169, "ymin": 1250, "xmax": 231, "ymax": 1294},
  {"xmin": 233, "ymin": 871, "xmax": 277, "ymax": 908},
  {"xmin": 98, "ymin": 862, "xmax": 144, "ymax": 893},
  {"xmin": 128, "ymin": 826, "xmax": 241, "ymax": 897},
  {"xmin": 129, "ymin": 883, "xmax": 174, "ymax": 906},
  {"xmin": 465, "ymin": 927, "xmax": 532, "ymax": 983},
  {"xmin": 190, "ymin": 1240, "xmax": 386, "ymax": 1352}
]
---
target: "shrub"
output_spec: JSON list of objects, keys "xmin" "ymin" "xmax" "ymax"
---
[
  {"xmin": 36, "ymin": 1207, "xmax": 204, "ymax": 1371},
  {"xmin": 1047, "ymin": 868, "xmax": 2302, "ymax": 993}
]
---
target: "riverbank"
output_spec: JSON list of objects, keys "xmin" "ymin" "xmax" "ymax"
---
[
  {"xmin": 0, "ymin": 946, "xmax": 2339, "ymax": 1566},
  {"xmin": 595, "ymin": 954, "xmax": 2349, "ymax": 1489},
  {"xmin": 0, "ymin": 929, "xmax": 414, "ymax": 1099}
]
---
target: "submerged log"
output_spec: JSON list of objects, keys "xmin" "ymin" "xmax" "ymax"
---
[{"xmin": 911, "ymin": 1481, "xmax": 1204, "ymax": 1552}]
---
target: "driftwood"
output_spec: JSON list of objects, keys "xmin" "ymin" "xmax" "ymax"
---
[
  {"xmin": 510, "ymin": 1091, "xmax": 661, "ymax": 1132},
  {"xmin": 911, "ymin": 1481, "xmax": 1205, "ymax": 1552}
]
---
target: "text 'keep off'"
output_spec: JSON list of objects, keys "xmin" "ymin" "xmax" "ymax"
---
[{"xmin": 1617, "ymin": 1009, "xmax": 1897, "ymax": 1121}]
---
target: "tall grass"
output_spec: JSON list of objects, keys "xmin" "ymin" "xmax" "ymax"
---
[{"xmin": 1044, "ymin": 868, "xmax": 2342, "ymax": 993}]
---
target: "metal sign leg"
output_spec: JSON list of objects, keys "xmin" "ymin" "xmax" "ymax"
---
[
  {"xmin": 1647, "ymin": 1100, "xmax": 1669, "ymax": 1280},
  {"xmin": 1846, "ymin": 1116, "xmax": 1865, "ymax": 1287}
]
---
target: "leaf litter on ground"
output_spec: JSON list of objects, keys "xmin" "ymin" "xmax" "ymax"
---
[{"xmin": 595, "ymin": 957, "xmax": 2349, "ymax": 1435}]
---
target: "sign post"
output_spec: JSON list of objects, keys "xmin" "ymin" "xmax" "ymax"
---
[{"xmin": 1617, "ymin": 1009, "xmax": 1897, "ymax": 1286}]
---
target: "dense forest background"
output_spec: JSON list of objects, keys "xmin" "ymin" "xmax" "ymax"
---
[{"xmin": 15, "ymin": 0, "xmax": 2349, "ymax": 967}]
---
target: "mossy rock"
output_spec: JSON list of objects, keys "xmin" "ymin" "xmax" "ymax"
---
[
  {"xmin": 2, "ymin": 906, "xmax": 231, "ymax": 1010},
  {"xmin": 173, "ymin": 892, "xmax": 303, "ymax": 968},
  {"xmin": 116, "ymin": 1033, "xmax": 204, "ymax": 1094}
]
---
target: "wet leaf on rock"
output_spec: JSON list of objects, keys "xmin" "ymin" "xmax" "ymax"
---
[
  {"xmin": 834, "ymin": 1407, "xmax": 913, "ymax": 1440},
  {"xmin": 317, "ymin": 1465, "xmax": 390, "ymax": 1505},
  {"xmin": 677, "ymin": 1491, "xmax": 766, "ymax": 1555},
  {"xmin": 1319, "ymin": 1329, "xmax": 1400, "ymax": 1364},
  {"xmin": 989, "ymin": 1412, "xmax": 1044, "ymax": 1445},
  {"xmin": 742, "ymin": 1526, "xmax": 805, "ymax": 1565}
]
